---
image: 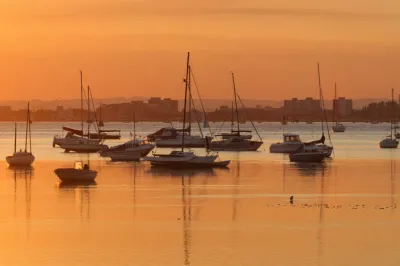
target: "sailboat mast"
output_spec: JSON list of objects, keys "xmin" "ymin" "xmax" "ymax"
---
[
  {"xmin": 391, "ymin": 88, "xmax": 394, "ymax": 138},
  {"xmin": 181, "ymin": 52, "xmax": 190, "ymax": 151},
  {"xmin": 133, "ymin": 114, "xmax": 136, "ymax": 143},
  {"xmin": 317, "ymin": 63, "xmax": 324, "ymax": 134},
  {"xmin": 188, "ymin": 65, "xmax": 192, "ymax": 136},
  {"xmin": 231, "ymin": 73, "xmax": 240, "ymax": 132},
  {"xmin": 80, "ymin": 71, "xmax": 84, "ymax": 136},
  {"xmin": 87, "ymin": 86, "xmax": 91, "ymax": 138},
  {"xmin": 14, "ymin": 122, "xmax": 17, "ymax": 154},
  {"xmin": 24, "ymin": 102, "xmax": 29, "ymax": 152},
  {"xmin": 28, "ymin": 103, "xmax": 32, "ymax": 153}
]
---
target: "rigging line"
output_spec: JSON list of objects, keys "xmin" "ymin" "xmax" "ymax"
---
[
  {"xmin": 317, "ymin": 63, "xmax": 334, "ymax": 149},
  {"xmin": 189, "ymin": 89, "xmax": 204, "ymax": 138},
  {"xmin": 214, "ymin": 120, "xmax": 226, "ymax": 139},
  {"xmin": 190, "ymin": 66, "xmax": 213, "ymax": 136},
  {"xmin": 237, "ymin": 94, "xmax": 263, "ymax": 142},
  {"xmin": 89, "ymin": 89, "xmax": 100, "ymax": 134}
]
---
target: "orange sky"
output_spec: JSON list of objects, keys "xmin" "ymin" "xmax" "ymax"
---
[{"xmin": 1, "ymin": 0, "xmax": 400, "ymax": 100}]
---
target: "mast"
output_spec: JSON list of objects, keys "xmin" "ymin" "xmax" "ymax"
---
[
  {"xmin": 317, "ymin": 63, "xmax": 324, "ymax": 135},
  {"xmin": 231, "ymin": 102, "xmax": 234, "ymax": 131},
  {"xmin": 391, "ymin": 88, "xmax": 394, "ymax": 138},
  {"xmin": 14, "ymin": 122, "xmax": 17, "ymax": 154},
  {"xmin": 28, "ymin": 103, "xmax": 32, "ymax": 153},
  {"xmin": 24, "ymin": 102, "xmax": 29, "ymax": 152},
  {"xmin": 80, "ymin": 71, "xmax": 84, "ymax": 136},
  {"xmin": 133, "ymin": 114, "xmax": 136, "ymax": 143},
  {"xmin": 87, "ymin": 86, "xmax": 91, "ymax": 138},
  {"xmin": 231, "ymin": 72, "xmax": 240, "ymax": 132},
  {"xmin": 188, "ymin": 65, "xmax": 192, "ymax": 136},
  {"xmin": 181, "ymin": 52, "xmax": 190, "ymax": 151}
]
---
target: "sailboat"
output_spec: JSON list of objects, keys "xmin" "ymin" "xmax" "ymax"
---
[
  {"xmin": 203, "ymin": 112, "xmax": 210, "ymax": 128},
  {"xmin": 58, "ymin": 85, "xmax": 108, "ymax": 153},
  {"xmin": 303, "ymin": 63, "xmax": 333, "ymax": 157},
  {"xmin": 100, "ymin": 115, "xmax": 155, "ymax": 161},
  {"xmin": 209, "ymin": 73, "xmax": 263, "ymax": 151},
  {"xmin": 143, "ymin": 52, "xmax": 230, "ymax": 168},
  {"xmin": 6, "ymin": 103, "xmax": 35, "ymax": 167},
  {"xmin": 332, "ymin": 82, "xmax": 346, "ymax": 132},
  {"xmin": 379, "ymin": 89, "xmax": 398, "ymax": 148}
]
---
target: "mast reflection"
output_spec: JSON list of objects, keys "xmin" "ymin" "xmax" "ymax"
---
[{"xmin": 181, "ymin": 174, "xmax": 192, "ymax": 266}]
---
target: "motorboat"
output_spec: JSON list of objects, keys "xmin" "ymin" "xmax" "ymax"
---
[
  {"xmin": 54, "ymin": 161, "xmax": 97, "ymax": 182},
  {"xmin": 380, "ymin": 137, "xmax": 399, "ymax": 149},
  {"xmin": 269, "ymin": 133, "xmax": 304, "ymax": 153},
  {"xmin": 59, "ymin": 141, "xmax": 108, "ymax": 153},
  {"xmin": 147, "ymin": 127, "xmax": 205, "ymax": 148},
  {"xmin": 6, "ymin": 103, "xmax": 35, "ymax": 167},
  {"xmin": 100, "ymin": 139, "xmax": 155, "ymax": 161},
  {"xmin": 332, "ymin": 123, "xmax": 346, "ymax": 132},
  {"xmin": 143, "ymin": 151, "xmax": 229, "ymax": 168}
]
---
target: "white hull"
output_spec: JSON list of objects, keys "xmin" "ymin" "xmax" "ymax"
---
[
  {"xmin": 6, "ymin": 152, "xmax": 35, "ymax": 166},
  {"xmin": 155, "ymin": 136, "xmax": 205, "ymax": 148},
  {"xmin": 54, "ymin": 168, "xmax": 97, "ymax": 182},
  {"xmin": 269, "ymin": 143, "xmax": 303, "ymax": 153},
  {"xmin": 59, "ymin": 143, "xmax": 108, "ymax": 153},
  {"xmin": 53, "ymin": 136, "xmax": 101, "ymax": 147},
  {"xmin": 143, "ymin": 151, "xmax": 229, "ymax": 168}
]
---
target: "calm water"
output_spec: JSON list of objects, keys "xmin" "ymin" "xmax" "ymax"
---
[{"xmin": 0, "ymin": 122, "xmax": 399, "ymax": 265}]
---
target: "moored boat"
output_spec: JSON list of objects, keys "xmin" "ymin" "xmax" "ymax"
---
[{"xmin": 54, "ymin": 161, "xmax": 97, "ymax": 182}]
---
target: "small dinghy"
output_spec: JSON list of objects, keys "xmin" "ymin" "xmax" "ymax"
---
[{"xmin": 54, "ymin": 161, "xmax": 97, "ymax": 182}]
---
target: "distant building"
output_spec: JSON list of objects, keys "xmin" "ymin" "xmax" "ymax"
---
[
  {"xmin": 284, "ymin": 98, "xmax": 320, "ymax": 115},
  {"xmin": 333, "ymin": 97, "xmax": 353, "ymax": 117},
  {"xmin": 148, "ymin": 97, "xmax": 178, "ymax": 113}
]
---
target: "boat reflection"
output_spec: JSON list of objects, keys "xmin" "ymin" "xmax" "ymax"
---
[
  {"xmin": 9, "ymin": 165, "xmax": 33, "ymax": 238},
  {"xmin": 57, "ymin": 180, "xmax": 97, "ymax": 189},
  {"xmin": 289, "ymin": 162, "xmax": 328, "ymax": 177},
  {"xmin": 181, "ymin": 174, "xmax": 192, "ymax": 266},
  {"xmin": 147, "ymin": 166, "xmax": 219, "ymax": 178}
]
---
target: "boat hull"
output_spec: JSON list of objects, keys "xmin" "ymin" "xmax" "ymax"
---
[
  {"xmin": 101, "ymin": 144, "xmax": 154, "ymax": 161},
  {"xmin": 54, "ymin": 168, "xmax": 97, "ymax": 182},
  {"xmin": 379, "ymin": 139, "xmax": 399, "ymax": 149},
  {"xmin": 6, "ymin": 153, "xmax": 35, "ymax": 166},
  {"xmin": 53, "ymin": 136, "xmax": 101, "ymax": 147},
  {"xmin": 210, "ymin": 140, "xmax": 263, "ymax": 151},
  {"xmin": 59, "ymin": 143, "xmax": 108, "ymax": 153},
  {"xmin": 155, "ymin": 138, "xmax": 205, "ymax": 148},
  {"xmin": 269, "ymin": 143, "xmax": 303, "ymax": 153},
  {"xmin": 332, "ymin": 124, "xmax": 346, "ymax": 132}
]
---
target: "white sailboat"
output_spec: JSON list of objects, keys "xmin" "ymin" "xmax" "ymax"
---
[
  {"xmin": 100, "ymin": 115, "xmax": 155, "ymax": 161},
  {"xmin": 209, "ymin": 73, "xmax": 263, "ymax": 151},
  {"xmin": 380, "ymin": 88, "xmax": 398, "ymax": 149},
  {"xmin": 58, "ymin": 85, "xmax": 108, "ymax": 153},
  {"xmin": 332, "ymin": 82, "xmax": 346, "ymax": 133},
  {"xmin": 143, "ymin": 52, "xmax": 230, "ymax": 168},
  {"xmin": 6, "ymin": 103, "xmax": 35, "ymax": 167},
  {"xmin": 53, "ymin": 71, "xmax": 102, "ymax": 148}
]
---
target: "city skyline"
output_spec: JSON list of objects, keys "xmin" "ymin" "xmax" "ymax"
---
[{"xmin": 1, "ymin": 1, "xmax": 399, "ymax": 100}]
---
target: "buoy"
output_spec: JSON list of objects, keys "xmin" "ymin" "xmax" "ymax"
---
[{"xmin": 290, "ymin": 196, "xmax": 294, "ymax": 204}]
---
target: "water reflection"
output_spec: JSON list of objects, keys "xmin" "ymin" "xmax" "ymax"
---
[
  {"xmin": 56, "ymin": 181, "xmax": 96, "ymax": 221},
  {"xmin": 8, "ymin": 166, "xmax": 34, "ymax": 238},
  {"xmin": 181, "ymin": 174, "xmax": 192, "ymax": 266},
  {"xmin": 147, "ymin": 167, "xmax": 218, "ymax": 178},
  {"xmin": 289, "ymin": 162, "xmax": 328, "ymax": 177},
  {"xmin": 317, "ymin": 166, "xmax": 326, "ymax": 266}
]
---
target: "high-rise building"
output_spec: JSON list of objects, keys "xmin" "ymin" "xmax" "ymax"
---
[{"xmin": 283, "ymin": 98, "xmax": 320, "ymax": 115}]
